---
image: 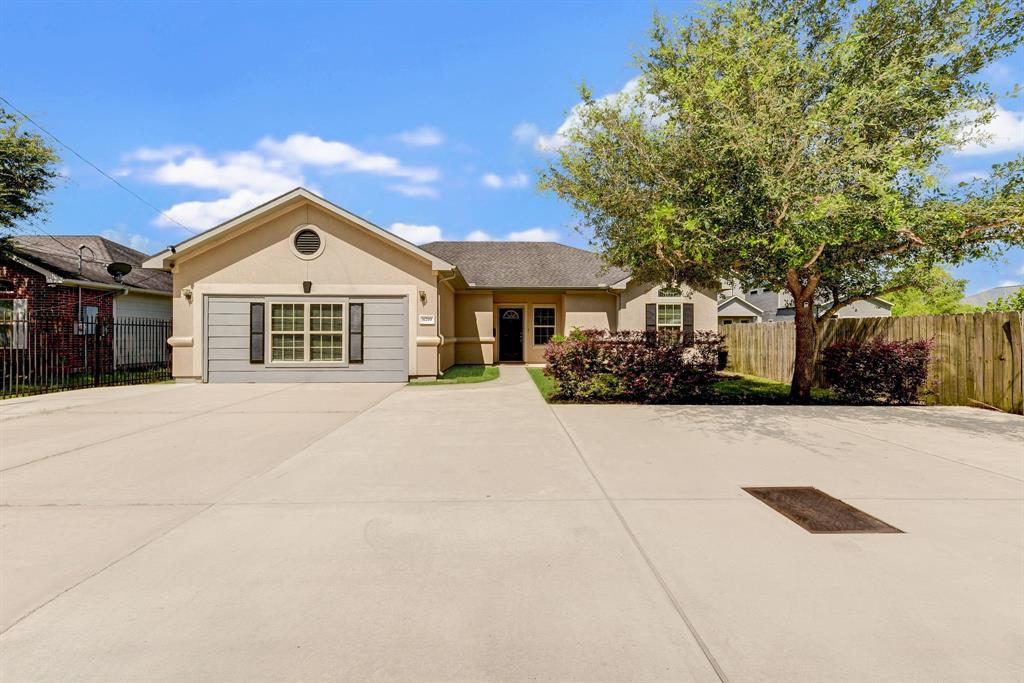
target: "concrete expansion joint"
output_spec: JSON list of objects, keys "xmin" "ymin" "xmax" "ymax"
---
[{"xmin": 546, "ymin": 403, "xmax": 731, "ymax": 683}]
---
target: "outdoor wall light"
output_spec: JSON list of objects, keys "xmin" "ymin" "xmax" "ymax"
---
[
  {"xmin": 181, "ymin": 285, "xmax": 193, "ymax": 302},
  {"xmin": 303, "ymin": 280, "xmax": 313, "ymax": 294},
  {"xmin": 419, "ymin": 290, "xmax": 427, "ymax": 304}
]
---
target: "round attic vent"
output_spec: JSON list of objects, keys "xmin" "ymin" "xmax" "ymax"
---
[{"xmin": 294, "ymin": 228, "xmax": 322, "ymax": 255}]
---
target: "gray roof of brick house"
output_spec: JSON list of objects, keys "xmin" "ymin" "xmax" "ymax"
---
[
  {"xmin": 8, "ymin": 236, "xmax": 172, "ymax": 293},
  {"xmin": 420, "ymin": 241, "xmax": 630, "ymax": 289}
]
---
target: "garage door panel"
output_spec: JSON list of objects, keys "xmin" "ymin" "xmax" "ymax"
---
[
  {"xmin": 206, "ymin": 370, "xmax": 408, "ymax": 383},
  {"xmin": 208, "ymin": 347, "xmax": 248, "ymax": 361},
  {"xmin": 206, "ymin": 296, "xmax": 409, "ymax": 383},
  {"xmin": 208, "ymin": 299, "xmax": 251, "ymax": 315},
  {"xmin": 207, "ymin": 313, "xmax": 250, "ymax": 326},
  {"xmin": 362, "ymin": 347, "xmax": 405, "ymax": 361},
  {"xmin": 364, "ymin": 325, "xmax": 406, "ymax": 337},
  {"xmin": 363, "ymin": 313, "xmax": 404, "ymax": 326},
  {"xmin": 365, "ymin": 302, "xmax": 405, "ymax": 315},
  {"xmin": 207, "ymin": 336, "xmax": 249, "ymax": 350}
]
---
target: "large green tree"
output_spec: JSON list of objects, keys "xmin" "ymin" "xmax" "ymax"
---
[
  {"xmin": 0, "ymin": 107, "xmax": 60, "ymax": 240},
  {"xmin": 542, "ymin": 0, "xmax": 1024, "ymax": 401},
  {"xmin": 888, "ymin": 267, "xmax": 976, "ymax": 315}
]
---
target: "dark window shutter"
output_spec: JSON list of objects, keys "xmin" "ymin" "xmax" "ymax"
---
[
  {"xmin": 645, "ymin": 303, "xmax": 657, "ymax": 331},
  {"xmin": 682, "ymin": 303, "xmax": 694, "ymax": 344},
  {"xmin": 249, "ymin": 302, "xmax": 265, "ymax": 363},
  {"xmin": 349, "ymin": 303, "xmax": 363, "ymax": 363}
]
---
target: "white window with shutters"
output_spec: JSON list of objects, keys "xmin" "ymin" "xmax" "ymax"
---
[{"xmin": 266, "ymin": 299, "xmax": 347, "ymax": 365}]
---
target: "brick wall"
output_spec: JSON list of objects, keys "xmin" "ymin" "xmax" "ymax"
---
[{"xmin": 1, "ymin": 259, "xmax": 116, "ymax": 374}]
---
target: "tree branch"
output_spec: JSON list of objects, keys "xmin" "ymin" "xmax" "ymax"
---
[
  {"xmin": 802, "ymin": 242, "xmax": 827, "ymax": 269},
  {"xmin": 816, "ymin": 283, "xmax": 912, "ymax": 321}
]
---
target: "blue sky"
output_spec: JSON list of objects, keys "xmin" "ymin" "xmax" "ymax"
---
[{"xmin": 2, "ymin": 0, "xmax": 1021, "ymax": 294}]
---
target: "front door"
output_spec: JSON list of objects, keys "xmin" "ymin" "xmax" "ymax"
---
[{"xmin": 498, "ymin": 307, "xmax": 524, "ymax": 362}]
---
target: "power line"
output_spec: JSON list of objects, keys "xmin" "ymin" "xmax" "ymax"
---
[{"xmin": 0, "ymin": 95, "xmax": 200, "ymax": 235}]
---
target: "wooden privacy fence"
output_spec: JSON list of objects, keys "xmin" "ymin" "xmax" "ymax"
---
[{"xmin": 721, "ymin": 312, "xmax": 1024, "ymax": 414}]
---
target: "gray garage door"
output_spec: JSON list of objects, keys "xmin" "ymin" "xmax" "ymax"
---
[{"xmin": 205, "ymin": 296, "xmax": 409, "ymax": 383}]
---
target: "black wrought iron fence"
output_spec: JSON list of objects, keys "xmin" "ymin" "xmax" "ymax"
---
[{"xmin": 0, "ymin": 313, "xmax": 172, "ymax": 399}]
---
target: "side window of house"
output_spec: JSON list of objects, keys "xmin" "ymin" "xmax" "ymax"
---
[
  {"xmin": 533, "ymin": 306, "xmax": 555, "ymax": 345},
  {"xmin": 76, "ymin": 305, "xmax": 99, "ymax": 335},
  {"xmin": 0, "ymin": 298, "xmax": 28, "ymax": 349},
  {"xmin": 657, "ymin": 303, "xmax": 682, "ymax": 328}
]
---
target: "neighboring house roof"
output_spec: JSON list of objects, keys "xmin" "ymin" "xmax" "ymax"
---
[
  {"xmin": 419, "ymin": 241, "xmax": 631, "ymax": 289},
  {"xmin": 142, "ymin": 187, "xmax": 454, "ymax": 271},
  {"xmin": 962, "ymin": 284, "xmax": 1023, "ymax": 307},
  {"xmin": 717, "ymin": 295, "xmax": 763, "ymax": 317},
  {"xmin": 7, "ymin": 236, "xmax": 172, "ymax": 295}
]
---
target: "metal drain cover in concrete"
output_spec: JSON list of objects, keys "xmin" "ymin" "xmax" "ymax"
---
[{"xmin": 743, "ymin": 487, "xmax": 903, "ymax": 534}]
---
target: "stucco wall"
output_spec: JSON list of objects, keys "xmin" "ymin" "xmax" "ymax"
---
[
  {"xmin": 438, "ymin": 280, "xmax": 456, "ymax": 371},
  {"xmin": 618, "ymin": 282, "xmax": 719, "ymax": 332},
  {"xmin": 169, "ymin": 200, "xmax": 439, "ymax": 379},
  {"xmin": 453, "ymin": 291, "xmax": 493, "ymax": 364},
  {"xmin": 563, "ymin": 292, "xmax": 617, "ymax": 333}
]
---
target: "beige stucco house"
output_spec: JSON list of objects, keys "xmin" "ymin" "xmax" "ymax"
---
[{"xmin": 143, "ymin": 188, "xmax": 718, "ymax": 382}]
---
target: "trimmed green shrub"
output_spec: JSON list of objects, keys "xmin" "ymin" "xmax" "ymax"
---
[
  {"xmin": 820, "ymin": 337, "xmax": 934, "ymax": 404},
  {"xmin": 544, "ymin": 328, "xmax": 724, "ymax": 403}
]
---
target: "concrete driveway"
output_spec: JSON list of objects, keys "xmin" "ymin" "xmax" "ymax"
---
[{"xmin": 1, "ymin": 368, "xmax": 1021, "ymax": 682}]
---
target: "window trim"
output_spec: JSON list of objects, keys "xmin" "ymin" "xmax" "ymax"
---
[
  {"xmin": 265, "ymin": 297, "xmax": 348, "ymax": 367},
  {"xmin": 531, "ymin": 304, "xmax": 557, "ymax": 346},
  {"xmin": 656, "ymin": 303, "xmax": 682, "ymax": 329}
]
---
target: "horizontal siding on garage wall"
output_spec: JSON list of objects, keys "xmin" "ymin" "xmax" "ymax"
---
[{"xmin": 205, "ymin": 295, "xmax": 408, "ymax": 383}]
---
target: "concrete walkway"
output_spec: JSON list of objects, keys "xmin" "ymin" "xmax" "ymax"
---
[{"xmin": 1, "ymin": 368, "xmax": 1021, "ymax": 682}]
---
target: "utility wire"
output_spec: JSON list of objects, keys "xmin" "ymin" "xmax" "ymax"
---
[{"xmin": 0, "ymin": 95, "xmax": 200, "ymax": 235}]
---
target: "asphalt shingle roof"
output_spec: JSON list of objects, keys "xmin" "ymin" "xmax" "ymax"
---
[
  {"xmin": 9, "ymin": 236, "xmax": 172, "ymax": 293},
  {"xmin": 962, "ymin": 284, "xmax": 1023, "ymax": 307},
  {"xmin": 420, "ymin": 241, "xmax": 630, "ymax": 289}
]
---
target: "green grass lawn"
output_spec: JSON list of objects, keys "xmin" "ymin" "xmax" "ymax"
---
[
  {"xmin": 526, "ymin": 367, "xmax": 556, "ymax": 402},
  {"xmin": 527, "ymin": 367, "xmax": 834, "ymax": 404},
  {"xmin": 409, "ymin": 364, "xmax": 500, "ymax": 386}
]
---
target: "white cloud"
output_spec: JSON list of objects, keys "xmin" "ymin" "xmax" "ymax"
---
[
  {"xmin": 259, "ymin": 134, "xmax": 438, "ymax": 183},
  {"xmin": 956, "ymin": 105, "xmax": 1024, "ymax": 155},
  {"xmin": 465, "ymin": 230, "xmax": 493, "ymax": 241},
  {"xmin": 513, "ymin": 122, "xmax": 541, "ymax": 145},
  {"xmin": 124, "ymin": 145, "xmax": 200, "ymax": 163},
  {"xmin": 480, "ymin": 172, "xmax": 529, "ymax": 189},
  {"xmin": 151, "ymin": 152, "xmax": 301, "ymax": 194},
  {"xmin": 389, "ymin": 184, "xmax": 440, "ymax": 198},
  {"xmin": 507, "ymin": 227, "xmax": 559, "ymax": 241},
  {"xmin": 396, "ymin": 126, "xmax": 443, "ymax": 147},
  {"xmin": 100, "ymin": 228, "xmax": 160, "ymax": 254},
  {"xmin": 536, "ymin": 77, "xmax": 647, "ymax": 153},
  {"xmin": 389, "ymin": 222, "xmax": 443, "ymax": 244},
  {"xmin": 998, "ymin": 279, "xmax": 1022, "ymax": 287},
  {"xmin": 133, "ymin": 133, "xmax": 440, "ymax": 230},
  {"xmin": 155, "ymin": 189, "xmax": 279, "ymax": 231}
]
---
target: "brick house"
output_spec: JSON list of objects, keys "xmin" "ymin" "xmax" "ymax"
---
[{"xmin": 1, "ymin": 236, "xmax": 172, "ymax": 376}]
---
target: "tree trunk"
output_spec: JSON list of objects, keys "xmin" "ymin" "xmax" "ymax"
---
[
  {"xmin": 790, "ymin": 290, "xmax": 819, "ymax": 403},
  {"xmin": 785, "ymin": 269, "xmax": 821, "ymax": 403}
]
